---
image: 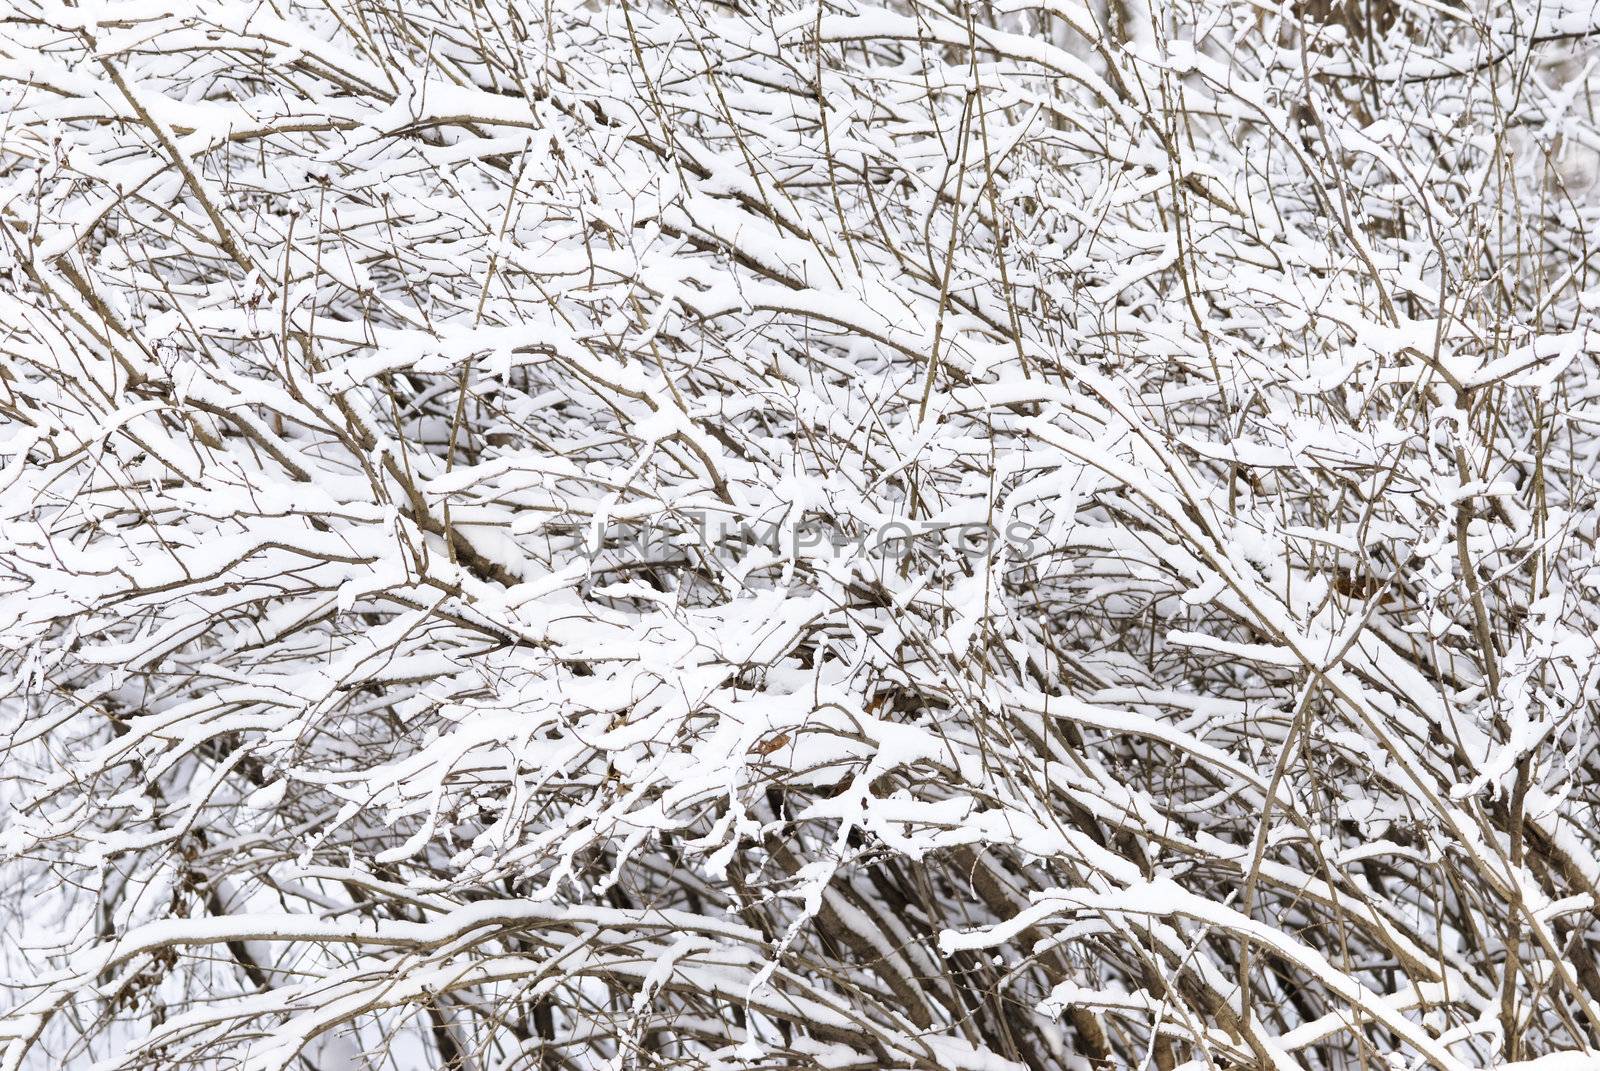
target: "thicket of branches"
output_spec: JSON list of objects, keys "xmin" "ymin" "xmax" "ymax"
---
[{"xmin": 3, "ymin": 0, "xmax": 1600, "ymax": 1068}]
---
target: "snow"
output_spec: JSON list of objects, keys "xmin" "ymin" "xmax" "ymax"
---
[{"xmin": 3, "ymin": 0, "xmax": 1600, "ymax": 1069}]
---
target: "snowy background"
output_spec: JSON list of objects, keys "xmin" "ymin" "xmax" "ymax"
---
[{"xmin": 3, "ymin": 0, "xmax": 1600, "ymax": 1068}]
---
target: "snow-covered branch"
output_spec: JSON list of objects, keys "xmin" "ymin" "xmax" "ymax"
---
[{"xmin": 3, "ymin": 0, "xmax": 1600, "ymax": 1067}]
